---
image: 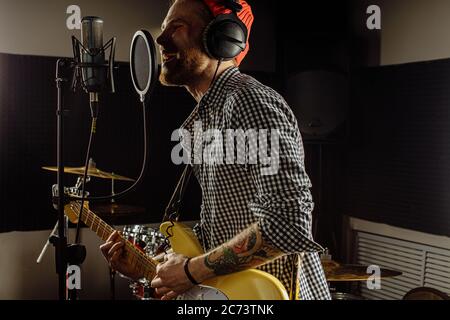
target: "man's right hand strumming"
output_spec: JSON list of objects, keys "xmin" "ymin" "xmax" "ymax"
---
[{"xmin": 100, "ymin": 230, "xmax": 143, "ymax": 280}]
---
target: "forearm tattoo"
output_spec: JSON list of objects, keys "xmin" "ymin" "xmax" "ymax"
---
[{"xmin": 204, "ymin": 223, "xmax": 282, "ymax": 276}]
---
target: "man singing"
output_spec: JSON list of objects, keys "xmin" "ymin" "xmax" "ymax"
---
[{"xmin": 101, "ymin": 0, "xmax": 330, "ymax": 300}]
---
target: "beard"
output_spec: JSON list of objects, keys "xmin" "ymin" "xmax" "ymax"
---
[{"xmin": 159, "ymin": 46, "xmax": 206, "ymax": 87}]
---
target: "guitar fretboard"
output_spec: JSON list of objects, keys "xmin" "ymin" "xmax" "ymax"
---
[{"xmin": 69, "ymin": 201, "xmax": 158, "ymax": 280}]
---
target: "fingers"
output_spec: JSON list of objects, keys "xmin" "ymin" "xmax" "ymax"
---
[
  {"xmin": 106, "ymin": 230, "xmax": 120, "ymax": 243},
  {"xmin": 151, "ymin": 278, "xmax": 179, "ymax": 300},
  {"xmin": 107, "ymin": 241, "xmax": 125, "ymax": 259},
  {"xmin": 110, "ymin": 247, "xmax": 122, "ymax": 264},
  {"xmin": 156, "ymin": 261, "xmax": 167, "ymax": 273},
  {"xmin": 100, "ymin": 231, "xmax": 120, "ymax": 253},
  {"xmin": 155, "ymin": 286, "xmax": 171, "ymax": 296},
  {"xmin": 165, "ymin": 252, "xmax": 176, "ymax": 261},
  {"xmin": 151, "ymin": 277, "xmax": 163, "ymax": 288},
  {"xmin": 161, "ymin": 291, "xmax": 178, "ymax": 300},
  {"xmin": 100, "ymin": 231, "xmax": 125, "ymax": 263},
  {"xmin": 100, "ymin": 242, "xmax": 114, "ymax": 260},
  {"xmin": 153, "ymin": 252, "xmax": 166, "ymax": 262}
]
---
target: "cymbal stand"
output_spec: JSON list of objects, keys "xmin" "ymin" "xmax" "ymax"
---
[
  {"xmin": 109, "ymin": 175, "xmax": 116, "ymax": 300},
  {"xmin": 111, "ymin": 176, "xmax": 116, "ymax": 204},
  {"xmin": 36, "ymin": 220, "xmax": 60, "ymax": 264}
]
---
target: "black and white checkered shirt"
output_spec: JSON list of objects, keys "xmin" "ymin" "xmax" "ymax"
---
[{"xmin": 179, "ymin": 66, "xmax": 331, "ymax": 300}]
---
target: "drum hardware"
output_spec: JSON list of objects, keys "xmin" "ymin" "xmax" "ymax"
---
[
  {"xmin": 89, "ymin": 203, "xmax": 146, "ymax": 218},
  {"xmin": 325, "ymin": 263, "xmax": 402, "ymax": 299},
  {"xmin": 43, "ymin": 163, "xmax": 142, "ymax": 220},
  {"xmin": 122, "ymin": 225, "xmax": 166, "ymax": 259},
  {"xmin": 43, "ymin": 162, "xmax": 141, "ymax": 299},
  {"xmin": 323, "ymin": 261, "xmax": 402, "ymax": 282},
  {"xmin": 321, "ymin": 248, "xmax": 402, "ymax": 299},
  {"xmin": 37, "ymin": 180, "xmax": 92, "ymax": 265},
  {"xmin": 100, "ymin": 175, "xmax": 145, "ymax": 300},
  {"xmin": 42, "ymin": 162, "xmax": 135, "ymax": 182},
  {"xmin": 129, "ymin": 278, "xmax": 154, "ymax": 300},
  {"xmin": 331, "ymin": 291, "xmax": 366, "ymax": 300},
  {"xmin": 121, "ymin": 224, "xmax": 167, "ymax": 300},
  {"xmin": 36, "ymin": 180, "xmax": 88, "ymax": 301},
  {"xmin": 320, "ymin": 248, "xmax": 402, "ymax": 282}
]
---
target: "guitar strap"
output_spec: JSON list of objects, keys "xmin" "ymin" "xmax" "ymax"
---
[
  {"xmin": 162, "ymin": 164, "xmax": 193, "ymax": 222},
  {"xmin": 155, "ymin": 165, "xmax": 193, "ymax": 255}
]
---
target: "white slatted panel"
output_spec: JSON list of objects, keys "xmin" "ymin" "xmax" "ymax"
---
[
  {"xmin": 355, "ymin": 232, "xmax": 450, "ymax": 300},
  {"xmin": 424, "ymin": 251, "xmax": 450, "ymax": 294}
]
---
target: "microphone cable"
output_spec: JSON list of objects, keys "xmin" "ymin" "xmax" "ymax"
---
[
  {"xmin": 75, "ymin": 99, "xmax": 99, "ymax": 244},
  {"xmin": 68, "ymin": 99, "xmax": 149, "ymax": 203}
]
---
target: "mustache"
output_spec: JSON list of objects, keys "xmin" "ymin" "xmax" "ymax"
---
[{"xmin": 159, "ymin": 43, "xmax": 178, "ymax": 54}]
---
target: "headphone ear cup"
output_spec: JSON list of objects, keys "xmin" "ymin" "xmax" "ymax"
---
[
  {"xmin": 202, "ymin": 19, "xmax": 216, "ymax": 59},
  {"xmin": 203, "ymin": 14, "xmax": 247, "ymax": 60}
]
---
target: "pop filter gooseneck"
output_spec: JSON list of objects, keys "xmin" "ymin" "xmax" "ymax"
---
[{"xmin": 78, "ymin": 29, "xmax": 158, "ymax": 202}]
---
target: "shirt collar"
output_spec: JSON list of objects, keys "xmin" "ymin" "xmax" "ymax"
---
[
  {"xmin": 180, "ymin": 66, "xmax": 239, "ymax": 135},
  {"xmin": 199, "ymin": 66, "xmax": 239, "ymax": 108}
]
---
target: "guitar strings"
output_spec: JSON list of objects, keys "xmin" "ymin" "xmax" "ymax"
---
[
  {"xmin": 70, "ymin": 202, "xmax": 159, "ymax": 277},
  {"xmin": 71, "ymin": 202, "xmax": 158, "ymax": 274}
]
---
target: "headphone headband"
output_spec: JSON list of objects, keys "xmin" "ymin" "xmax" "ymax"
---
[{"xmin": 222, "ymin": 0, "xmax": 242, "ymax": 12}]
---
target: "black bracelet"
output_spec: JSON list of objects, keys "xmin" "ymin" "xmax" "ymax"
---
[{"xmin": 184, "ymin": 257, "xmax": 200, "ymax": 285}]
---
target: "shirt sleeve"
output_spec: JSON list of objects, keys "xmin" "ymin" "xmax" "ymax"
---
[{"xmin": 229, "ymin": 85, "xmax": 324, "ymax": 253}]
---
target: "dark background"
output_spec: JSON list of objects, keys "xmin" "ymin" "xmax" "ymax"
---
[{"xmin": 0, "ymin": 1, "xmax": 449, "ymax": 263}]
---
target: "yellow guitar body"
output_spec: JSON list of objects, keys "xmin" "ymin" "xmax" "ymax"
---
[
  {"xmin": 159, "ymin": 221, "xmax": 289, "ymax": 300},
  {"xmin": 63, "ymin": 201, "xmax": 288, "ymax": 300}
]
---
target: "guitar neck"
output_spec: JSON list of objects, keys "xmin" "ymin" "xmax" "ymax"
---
[{"xmin": 69, "ymin": 201, "xmax": 158, "ymax": 280}]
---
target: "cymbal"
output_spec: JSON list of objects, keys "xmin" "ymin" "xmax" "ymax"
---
[
  {"xmin": 89, "ymin": 203, "xmax": 146, "ymax": 217},
  {"xmin": 322, "ymin": 260, "xmax": 402, "ymax": 282},
  {"xmin": 42, "ymin": 166, "xmax": 134, "ymax": 182}
]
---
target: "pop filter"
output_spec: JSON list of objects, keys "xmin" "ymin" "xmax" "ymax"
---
[{"xmin": 130, "ymin": 29, "xmax": 158, "ymax": 102}]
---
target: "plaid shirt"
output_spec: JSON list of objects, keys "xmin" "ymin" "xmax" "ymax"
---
[{"xmin": 179, "ymin": 66, "xmax": 331, "ymax": 300}]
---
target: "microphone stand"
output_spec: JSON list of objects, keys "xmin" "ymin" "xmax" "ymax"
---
[
  {"xmin": 54, "ymin": 58, "xmax": 87, "ymax": 300},
  {"xmin": 50, "ymin": 23, "xmax": 116, "ymax": 300},
  {"xmin": 55, "ymin": 58, "xmax": 69, "ymax": 300}
]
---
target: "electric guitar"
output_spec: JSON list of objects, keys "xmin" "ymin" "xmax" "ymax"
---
[{"xmin": 64, "ymin": 201, "xmax": 289, "ymax": 300}]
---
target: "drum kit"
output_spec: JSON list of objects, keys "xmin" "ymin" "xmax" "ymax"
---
[
  {"xmin": 42, "ymin": 160, "xmax": 145, "ymax": 220},
  {"xmin": 320, "ymin": 250, "xmax": 403, "ymax": 300},
  {"xmin": 121, "ymin": 225, "xmax": 167, "ymax": 300},
  {"xmin": 42, "ymin": 161, "xmax": 167, "ymax": 300},
  {"xmin": 43, "ymin": 163, "xmax": 403, "ymax": 300}
]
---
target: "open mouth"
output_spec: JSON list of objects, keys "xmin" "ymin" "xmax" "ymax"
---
[{"xmin": 162, "ymin": 52, "xmax": 178, "ymax": 65}]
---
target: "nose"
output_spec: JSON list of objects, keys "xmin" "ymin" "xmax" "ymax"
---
[
  {"xmin": 156, "ymin": 29, "xmax": 168, "ymax": 47},
  {"xmin": 156, "ymin": 33, "xmax": 163, "ymax": 46}
]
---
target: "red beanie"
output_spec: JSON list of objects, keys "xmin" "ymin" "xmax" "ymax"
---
[{"xmin": 202, "ymin": 0, "xmax": 254, "ymax": 65}]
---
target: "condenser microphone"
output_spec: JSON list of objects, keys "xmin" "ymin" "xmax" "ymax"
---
[
  {"xmin": 71, "ymin": 17, "xmax": 116, "ymax": 101},
  {"xmin": 80, "ymin": 16, "xmax": 106, "ymax": 104}
]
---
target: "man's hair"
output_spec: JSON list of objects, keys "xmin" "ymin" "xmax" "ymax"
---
[{"xmin": 169, "ymin": 0, "xmax": 213, "ymax": 26}]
